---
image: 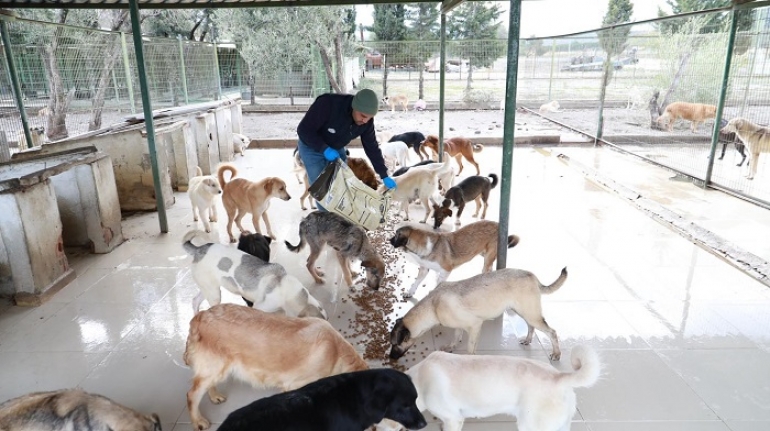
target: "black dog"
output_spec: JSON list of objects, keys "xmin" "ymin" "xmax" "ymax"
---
[
  {"xmin": 218, "ymin": 369, "xmax": 427, "ymax": 431},
  {"xmin": 392, "ymin": 159, "xmax": 436, "ymax": 177},
  {"xmin": 432, "ymin": 174, "xmax": 498, "ymax": 229},
  {"xmin": 236, "ymin": 232, "xmax": 272, "ymax": 307},
  {"xmin": 389, "ymin": 132, "xmax": 427, "ymax": 160},
  {"xmin": 717, "ymin": 118, "xmax": 747, "ymax": 166}
]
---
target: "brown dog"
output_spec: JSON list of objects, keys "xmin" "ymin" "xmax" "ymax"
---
[
  {"xmin": 657, "ymin": 102, "xmax": 717, "ymax": 133},
  {"xmin": 184, "ymin": 304, "xmax": 368, "ymax": 430},
  {"xmin": 721, "ymin": 117, "xmax": 770, "ymax": 180},
  {"xmin": 383, "ymin": 94, "xmax": 409, "ymax": 112},
  {"xmin": 218, "ymin": 164, "xmax": 291, "ymax": 242},
  {"xmin": 347, "ymin": 157, "xmax": 379, "ymax": 190},
  {"xmin": 421, "ymin": 135, "xmax": 483, "ymax": 176}
]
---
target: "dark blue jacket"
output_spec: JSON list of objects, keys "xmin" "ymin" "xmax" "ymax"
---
[{"xmin": 297, "ymin": 93, "xmax": 389, "ymax": 179}]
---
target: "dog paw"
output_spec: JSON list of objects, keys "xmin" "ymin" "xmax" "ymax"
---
[
  {"xmin": 210, "ymin": 394, "xmax": 227, "ymax": 404},
  {"xmin": 439, "ymin": 344, "xmax": 455, "ymax": 352},
  {"xmin": 315, "ymin": 268, "xmax": 326, "ymax": 277},
  {"xmin": 204, "ymin": 227, "xmax": 211, "ymax": 233},
  {"xmin": 549, "ymin": 352, "xmax": 561, "ymax": 361},
  {"xmin": 229, "ymin": 237, "xmax": 237, "ymax": 243},
  {"xmin": 519, "ymin": 338, "xmax": 532, "ymax": 346},
  {"xmin": 193, "ymin": 418, "xmax": 211, "ymax": 430},
  {"xmin": 209, "ymin": 216, "xmax": 217, "ymax": 222}
]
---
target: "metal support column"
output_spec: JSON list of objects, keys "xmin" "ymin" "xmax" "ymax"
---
[
  {"xmin": 129, "ymin": 0, "xmax": 168, "ymax": 233},
  {"xmin": 438, "ymin": 13, "xmax": 447, "ymax": 160},
  {"xmin": 1, "ymin": 18, "xmax": 33, "ymax": 149},
  {"xmin": 497, "ymin": 0, "xmax": 522, "ymax": 269}
]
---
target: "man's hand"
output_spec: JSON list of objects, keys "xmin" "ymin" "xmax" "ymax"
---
[
  {"xmin": 383, "ymin": 176, "xmax": 397, "ymax": 190},
  {"xmin": 323, "ymin": 147, "xmax": 340, "ymax": 161}
]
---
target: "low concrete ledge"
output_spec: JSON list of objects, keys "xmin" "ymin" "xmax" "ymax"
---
[{"xmin": 249, "ymin": 133, "xmax": 561, "ymax": 149}]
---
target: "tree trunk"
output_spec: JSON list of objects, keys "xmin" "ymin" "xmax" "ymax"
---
[
  {"xmin": 418, "ymin": 65, "xmax": 424, "ymax": 100},
  {"xmin": 88, "ymin": 43, "xmax": 122, "ymax": 131},
  {"xmin": 334, "ymin": 34, "xmax": 346, "ymax": 93},
  {"xmin": 40, "ymin": 12, "xmax": 70, "ymax": 141},
  {"xmin": 382, "ymin": 54, "xmax": 389, "ymax": 97},
  {"xmin": 660, "ymin": 50, "xmax": 693, "ymax": 115},
  {"xmin": 465, "ymin": 58, "xmax": 473, "ymax": 95},
  {"xmin": 315, "ymin": 41, "xmax": 342, "ymax": 94},
  {"xmin": 596, "ymin": 58, "xmax": 612, "ymax": 140},
  {"xmin": 249, "ymin": 76, "xmax": 256, "ymax": 104}
]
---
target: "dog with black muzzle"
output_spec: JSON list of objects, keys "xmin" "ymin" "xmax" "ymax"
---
[
  {"xmin": 285, "ymin": 211, "xmax": 385, "ymax": 298},
  {"xmin": 432, "ymin": 174, "xmax": 498, "ymax": 228}
]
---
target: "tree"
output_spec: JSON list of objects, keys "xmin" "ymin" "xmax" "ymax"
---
[
  {"xmin": 447, "ymin": 2, "xmax": 504, "ymax": 96},
  {"xmin": 369, "ymin": 5, "xmax": 407, "ymax": 97},
  {"xmin": 143, "ymin": 9, "xmax": 213, "ymax": 42},
  {"xmin": 657, "ymin": 0, "xmax": 753, "ymax": 34},
  {"xmin": 406, "ymin": 3, "xmax": 439, "ymax": 100},
  {"xmin": 596, "ymin": 0, "xmax": 633, "ymax": 139}
]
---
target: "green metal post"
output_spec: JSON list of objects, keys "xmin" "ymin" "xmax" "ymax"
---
[
  {"xmin": 213, "ymin": 43, "xmax": 222, "ymax": 100},
  {"xmin": 497, "ymin": 0, "xmax": 522, "ymax": 270},
  {"xmin": 705, "ymin": 7, "xmax": 739, "ymax": 186},
  {"xmin": 438, "ymin": 13, "xmax": 447, "ymax": 161},
  {"xmin": 129, "ymin": 0, "xmax": 168, "ymax": 233},
  {"xmin": 120, "ymin": 32, "xmax": 136, "ymax": 114},
  {"xmin": 548, "ymin": 39, "xmax": 556, "ymax": 102},
  {"xmin": 178, "ymin": 35, "xmax": 189, "ymax": 104},
  {"xmin": 1, "ymin": 19, "xmax": 34, "ymax": 149}
]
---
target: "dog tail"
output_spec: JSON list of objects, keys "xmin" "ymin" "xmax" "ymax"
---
[
  {"xmin": 217, "ymin": 164, "xmax": 237, "ymax": 188},
  {"xmin": 507, "ymin": 234, "xmax": 519, "ymax": 248},
  {"xmin": 539, "ymin": 266, "xmax": 567, "ymax": 295},
  {"xmin": 182, "ymin": 230, "xmax": 209, "ymax": 255},
  {"xmin": 183, "ymin": 312, "xmax": 204, "ymax": 366},
  {"xmin": 284, "ymin": 237, "xmax": 305, "ymax": 253},
  {"xmin": 195, "ymin": 166, "xmax": 203, "ymax": 177},
  {"xmin": 558, "ymin": 345, "xmax": 601, "ymax": 388},
  {"xmin": 488, "ymin": 173, "xmax": 498, "ymax": 189},
  {"xmin": 472, "ymin": 143, "xmax": 484, "ymax": 153}
]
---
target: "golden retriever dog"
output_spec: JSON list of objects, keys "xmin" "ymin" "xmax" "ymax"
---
[
  {"xmin": 347, "ymin": 157, "xmax": 379, "ymax": 190},
  {"xmin": 383, "ymin": 94, "xmax": 409, "ymax": 112},
  {"xmin": 377, "ymin": 346, "xmax": 600, "ymax": 431},
  {"xmin": 657, "ymin": 101, "xmax": 717, "ymax": 133},
  {"xmin": 218, "ymin": 164, "xmax": 291, "ymax": 242},
  {"xmin": 0, "ymin": 389, "xmax": 161, "ymax": 431},
  {"xmin": 389, "ymin": 267, "xmax": 568, "ymax": 361},
  {"xmin": 421, "ymin": 135, "xmax": 483, "ymax": 176},
  {"xmin": 721, "ymin": 117, "xmax": 770, "ymax": 180},
  {"xmin": 378, "ymin": 166, "xmax": 439, "ymax": 223},
  {"xmin": 389, "ymin": 220, "xmax": 519, "ymax": 297},
  {"xmin": 184, "ymin": 304, "xmax": 368, "ymax": 430},
  {"xmin": 188, "ymin": 166, "xmax": 223, "ymax": 233}
]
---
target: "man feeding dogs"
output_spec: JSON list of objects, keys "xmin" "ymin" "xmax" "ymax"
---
[{"xmin": 297, "ymin": 89, "xmax": 397, "ymax": 210}]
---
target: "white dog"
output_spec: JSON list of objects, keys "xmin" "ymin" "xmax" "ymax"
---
[
  {"xmin": 181, "ymin": 230, "xmax": 327, "ymax": 318},
  {"xmin": 377, "ymin": 346, "xmax": 601, "ymax": 431},
  {"xmin": 413, "ymin": 99, "xmax": 427, "ymax": 111},
  {"xmin": 379, "ymin": 166, "xmax": 439, "ymax": 223},
  {"xmin": 232, "ymin": 132, "xmax": 249, "ymax": 157},
  {"xmin": 380, "ymin": 140, "xmax": 410, "ymax": 171},
  {"xmin": 539, "ymin": 100, "xmax": 560, "ymax": 114},
  {"xmin": 721, "ymin": 117, "xmax": 770, "ymax": 180},
  {"xmin": 187, "ymin": 166, "xmax": 222, "ymax": 233}
]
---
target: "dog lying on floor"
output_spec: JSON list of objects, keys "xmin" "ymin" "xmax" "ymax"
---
[
  {"xmin": 182, "ymin": 230, "xmax": 326, "ymax": 318},
  {"xmin": 217, "ymin": 369, "xmax": 427, "ymax": 431},
  {"xmin": 0, "ymin": 389, "xmax": 161, "ymax": 431},
  {"xmin": 657, "ymin": 101, "xmax": 717, "ymax": 133},
  {"xmin": 377, "ymin": 346, "xmax": 600, "ymax": 431},
  {"xmin": 421, "ymin": 135, "xmax": 484, "ymax": 176},
  {"xmin": 184, "ymin": 304, "xmax": 368, "ymax": 430},
  {"xmin": 721, "ymin": 117, "xmax": 770, "ymax": 180},
  {"xmin": 188, "ymin": 166, "xmax": 222, "ymax": 233},
  {"xmin": 285, "ymin": 211, "xmax": 385, "ymax": 296},
  {"xmin": 218, "ymin": 164, "xmax": 291, "ymax": 242},
  {"xmin": 433, "ymin": 173, "xmax": 498, "ymax": 228},
  {"xmin": 390, "ymin": 267, "xmax": 568, "ymax": 361},
  {"xmin": 389, "ymin": 220, "xmax": 519, "ymax": 298}
]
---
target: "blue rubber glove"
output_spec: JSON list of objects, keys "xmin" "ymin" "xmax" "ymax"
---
[
  {"xmin": 323, "ymin": 147, "xmax": 340, "ymax": 161},
  {"xmin": 383, "ymin": 176, "xmax": 397, "ymax": 190}
]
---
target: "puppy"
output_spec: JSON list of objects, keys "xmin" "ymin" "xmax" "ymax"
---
[
  {"xmin": 383, "ymin": 94, "xmax": 409, "ymax": 112},
  {"xmin": 721, "ymin": 117, "xmax": 770, "ymax": 180},
  {"xmin": 433, "ymin": 174, "xmax": 498, "ymax": 228},
  {"xmin": 0, "ymin": 389, "xmax": 161, "ymax": 431},
  {"xmin": 413, "ymin": 99, "xmax": 427, "ymax": 111},
  {"xmin": 232, "ymin": 132, "xmax": 249, "ymax": 157},
  {"xmin": 236, "ymin": 231, "xmax": 272, "ymax": 307},
  {"xmin": 389, "ymin": 131, "xmax": 428, "ymax": 160},
  {"xmin": 184, "ymin": 304, "xmax": 367, "ymax": 430},
  {"xmin": 379, "ymin": 346, "xmax": 600, "ymax": 431},
  {"xmin": 717, "ymin": 118, "xmax": 747, "ymax": 166},
  {"xmin": 188, "ymin": 166, "xmax": 223, "ymax": 233},
  {"xmin": 538, "ymin": 100, "xmax": 560, "ymax": 113},
  {"xmin": 17, "ymin": 126, "xmax": 45, "ymax": 148},
  {"xmin": 182, "ymin": 230, "xmax": 326, "ymax": 318},
  {"xmin": 421, "ymin": 135, "xmax": 483, "ymax": 176},
  {"xmin": 347, "ymin": 156, "xmax": 379, "ymax": 190},
  {"xmin": 380, "ymin": 166, "xmax": 439, "ymax": 223},
  {"xmin": 218, "ymin": 164, "xmax": 291, "ymax": 242},
  {"xmin": 657, "ymin": 101, "xmax": 717, "ymax": 133},
  {"xmin": 285, "ymin": 211, "xmax": 385, "ymax": 294},
  {"xmin": 390, "ymin": 267, "xmax": 568, "ymax": 361},
  {"xmin": 218, "ymin": 369, "xmax": 427, "ymax": 431},
  {"xmin": 380, "ymin": 140, "xmax": 410, "ymax": 171},
  {"xmin": 389, "ymin": 220, "xmax": 519, "ymax": 297}
]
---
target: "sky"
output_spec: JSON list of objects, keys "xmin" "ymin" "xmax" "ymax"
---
[{"xmin": 356, "ymin": 0, "xmax": 672, "ymax": 38}]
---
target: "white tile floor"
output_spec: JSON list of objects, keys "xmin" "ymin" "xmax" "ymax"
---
[{"xmin": 1, "ymin": 146, "xmax": 770, "ymax": 431}]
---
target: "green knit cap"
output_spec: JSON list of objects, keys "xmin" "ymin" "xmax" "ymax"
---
[{"xmin": 351, "ymin": 89, "xmax": 379, "ymax": 116}]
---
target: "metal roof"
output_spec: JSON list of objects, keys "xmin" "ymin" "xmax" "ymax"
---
[{"xmin": 0, "ymin": 0, "xmax": 459, "ymax": 10}]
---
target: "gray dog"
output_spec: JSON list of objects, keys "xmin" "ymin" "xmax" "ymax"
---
[{"xmin": 285, "ymin": 211, "xmax": 385, "ymax": 296}]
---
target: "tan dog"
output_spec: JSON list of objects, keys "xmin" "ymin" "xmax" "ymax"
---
[
  {"xmin": 721, "ymin": 117, "xmax": 770, "ymax": 180},
  {"xmin": 347, "ymin": 157, "xmax": 379, "ymax": 190},
  {"xmin": 389, "ymin": 267, "xmax": 568, "ymax": 361},
  {"xmin": 657, "ymin": 101, "xmax": 717, "ymax": 132},
  {"xmin": 421, "ymin": 135, "xmax": 483, "ymax": 176},
  {"xmin": 379, "ymin": 166, "xmax": 439, "ymax": 223},
  {"xmin": 218, "ymin": 164, "xmax": 291, "ymax": 242},
  {"xmin": 17, "ymin": 126, "xmax": 45, "ymax": 148},
  {"xmin": 0, "ymin": 389, "xmax": 161, "ymax": 431},
  {"xmin": 188, "ymin": 166, "xmax": 222, "ymax": 233},
  {"xmin": 232, "ymin": 132, "xmax": 249, "ymax": 157},
  {"xmin": 538, "ymin": 100, "xmax": 560, "ymax": 113},
  {"xmin": 184, "ymin": 304, "xmax": 368, "ymax": 430},
  {"xmin": 389, "ymin": 220, "xmax": 519, "ymax": 297},
  {"xmin": 383, "ymin": 94, "xmax": 409, "ymax": 112}
]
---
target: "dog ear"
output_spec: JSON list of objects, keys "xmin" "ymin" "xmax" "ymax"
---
[{"xmin": 264, "ymin": 178, "xmax": 274, "ymax": 194}]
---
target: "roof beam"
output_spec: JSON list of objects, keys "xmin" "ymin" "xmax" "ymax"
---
[
  {"xmin": 440, "ymin": 0, "xmax": 463, "ymax": 14},
  {"xmin": 0, "ymin": 0, "xmax": 443, "ymax": 10}
]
